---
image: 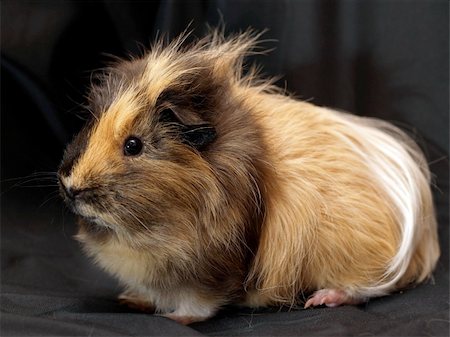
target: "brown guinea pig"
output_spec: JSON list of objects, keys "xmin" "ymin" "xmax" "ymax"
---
[{"xmin": 58, "ymin": 30, "xmax": 440, "ymax": 325}]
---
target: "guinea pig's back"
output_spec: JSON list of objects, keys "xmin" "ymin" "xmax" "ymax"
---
[{"xmin": 246, "ymin": 94, "xmax": 439, "ymax": 304}]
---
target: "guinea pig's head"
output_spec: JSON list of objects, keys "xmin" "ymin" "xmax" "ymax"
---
[{"xmin": 58, "ymin": 31, "xmax": 270, "ymax": 245}]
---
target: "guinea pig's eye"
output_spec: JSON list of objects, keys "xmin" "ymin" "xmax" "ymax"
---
[{"xmin": 123, "ymin": 136, "xmax": 143, "ymax": 156}]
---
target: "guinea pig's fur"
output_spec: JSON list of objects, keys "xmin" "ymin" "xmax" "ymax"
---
[{"xmin": 58, "ymin": 30, "xmax": 440, "ymax": 324}]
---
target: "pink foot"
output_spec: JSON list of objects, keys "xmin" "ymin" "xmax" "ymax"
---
[{"xmin": 304, "ymin": 289, "xmax": 363, "ymax": 308}]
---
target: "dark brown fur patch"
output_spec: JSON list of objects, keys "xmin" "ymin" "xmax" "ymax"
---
[{"xmin": 59, "ymin": 121, "xmax": 94, "ymax": 177}]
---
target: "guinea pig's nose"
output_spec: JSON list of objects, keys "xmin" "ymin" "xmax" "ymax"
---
[
  {"xmin": 59, "ymin": 178, "xmax": 85, "ymax": 201},
  {"xmin": 65, "ymin": 187, "xmax": 83, "ymax": 200}
]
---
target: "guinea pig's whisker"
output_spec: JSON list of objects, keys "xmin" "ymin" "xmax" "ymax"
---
[
  {"xmin": 39, "ymin": 191, "xmax": 61, "ymax": 208},
  {"xmin": 2, "ymin": 172, "xmax": 57, "ymax": 183},
  {"xmin": 1, "ymin": 172, "xmax": 58, "ymax": 195},
  {"xmin": 21, "ymin": 184, "xmax": 60, "ymax": 188},
  {"xmin": 11, "ymin": 178, "xmax": 58, "ymax": 187}
]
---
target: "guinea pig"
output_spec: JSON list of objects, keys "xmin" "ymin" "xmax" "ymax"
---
[{"xmin": 58, "ymin": 30, "xmax": 440, "ymax": 325}]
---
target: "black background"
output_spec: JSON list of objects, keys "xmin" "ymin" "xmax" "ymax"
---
[{"xmin": 1, "ymin": 1, "xmax": 449, "ymax": 336}]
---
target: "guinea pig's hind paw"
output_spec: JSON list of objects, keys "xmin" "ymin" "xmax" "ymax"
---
[{"xmin": 304, "ymin": 289, "xmax": 362, "ymax": 309}]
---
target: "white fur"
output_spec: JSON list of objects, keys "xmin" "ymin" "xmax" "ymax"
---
[
  {"xmin": 329, "ymin": 110, "xmax": 430, "ymax": 296},
  {"xmin": 127, "ymin": 285, "xmax": 217, "ymax": 320}
]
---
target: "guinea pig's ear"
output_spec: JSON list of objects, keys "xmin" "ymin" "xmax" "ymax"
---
[
  {"xmin": 159, "ymin": 108, "xmax": 216, "ymax": 150},
  {"xmin": 181, "ymin": 124, "xmax": 216, "ymax": 150}
]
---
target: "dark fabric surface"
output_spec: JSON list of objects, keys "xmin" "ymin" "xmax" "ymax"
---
[{"xmin": 1, "ymin": 1, "xmax": 449, "ymax": 336}]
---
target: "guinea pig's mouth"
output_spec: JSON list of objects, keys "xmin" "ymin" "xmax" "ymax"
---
[
  {"xmin": 64, "ymin": 198, "xmax": 116, "ymax": 230},
  {"xmin": 58, "ymin": 182, "xmax": 108, "ymax": 224},
  {"xmin": 73, "ymin": 204, "xmax": 115, "ymax": 228},
  {"xmin": 57, "ymin": 179, "xmax": 121, "ymax": 231},
  {"xmin": 64, "ymin": 198, "xmax": 91, "ymax": 217}
]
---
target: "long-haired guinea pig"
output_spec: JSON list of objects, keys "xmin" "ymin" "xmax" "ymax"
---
[{"xmin": 58, "ymin": 30, "xmax": 440, "ymax": 324}]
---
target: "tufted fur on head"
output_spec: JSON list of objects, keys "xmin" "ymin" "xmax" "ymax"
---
[{"xmin": 58, "ymin": 29, "xmax": 440, "ymax": 324}]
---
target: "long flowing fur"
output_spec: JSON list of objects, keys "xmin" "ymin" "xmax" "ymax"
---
[
  {"xmin": 245, "ymin": 98, "xmax": 439, "ymax": 304},
  {"xmin": 58, "ymin": 29, "xmax": 440, "ymax": 323}
]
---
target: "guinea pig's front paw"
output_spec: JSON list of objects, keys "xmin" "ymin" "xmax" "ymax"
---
[
  {"xmin": 160, "ymin": 312, "xmax": 209, "ymax": 325},
  {"xmin": 118, "ymin": 291, "xmax": 155, "ymax": 313},
  {"xmin": 304, "ymin": 288, "xmax": 364, "ymax": 308},
  {"xmin": 158, "ymin": 300, "xmax": 217, "ymax": 325}
]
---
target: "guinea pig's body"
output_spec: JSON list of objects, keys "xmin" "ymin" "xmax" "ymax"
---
[{"xmin": 58, "ymin": 31, "xmax": 440, "ymax": 324}]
